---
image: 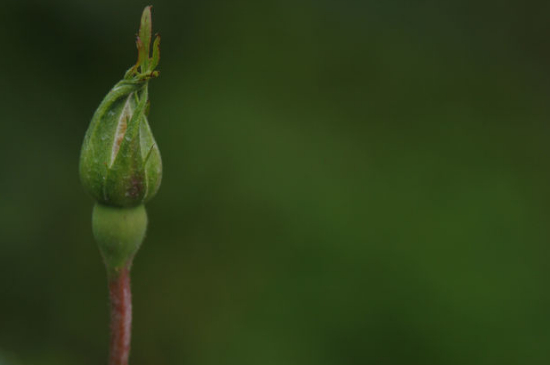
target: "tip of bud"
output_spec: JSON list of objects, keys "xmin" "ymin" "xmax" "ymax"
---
[
  {"xmin": 125, "ymin": 6, "xmax": 160, "ymax": 81},
  {"xmin": 136, "ymin": 6, "xmax": 158, "ymax": 76}
]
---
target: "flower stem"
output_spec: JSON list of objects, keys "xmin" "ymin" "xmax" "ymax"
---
[{"xmin": 108, "ymin": 265, "xmax": 133, "ymax": 365}]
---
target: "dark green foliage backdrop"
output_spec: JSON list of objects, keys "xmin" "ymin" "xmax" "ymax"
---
[{"xmin": 1, "ymin": 0, "xmax": 550, "ymax": 364}]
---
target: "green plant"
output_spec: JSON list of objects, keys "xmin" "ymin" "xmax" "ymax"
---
[{"xmin": 79, "ymin": 6, "xmax": 161, "ymax": 365}]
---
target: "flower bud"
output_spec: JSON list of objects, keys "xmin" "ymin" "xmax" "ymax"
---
[{"xmin": 79, "ymin": 6, "xmax": 162, "ymax": 208}]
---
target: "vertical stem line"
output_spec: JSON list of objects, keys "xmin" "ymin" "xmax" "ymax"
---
[{"xmin": 108, "ymin": 265, "xmax": 132, "ymax": 365}]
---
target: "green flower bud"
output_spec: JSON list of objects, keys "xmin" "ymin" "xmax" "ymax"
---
[{"xmin": 80, "ymin": 6, "xmax": 162, "ymax": 208}]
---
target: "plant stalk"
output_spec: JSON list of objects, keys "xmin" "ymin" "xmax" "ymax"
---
[{"xmin": 108, "ymin": 265, "xmax": 133, "ymax": 365}]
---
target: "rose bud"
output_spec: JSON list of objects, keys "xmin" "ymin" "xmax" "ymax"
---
[{"xmin": 79, "ymin": 7, "xmax": 162, "ymax": 208}]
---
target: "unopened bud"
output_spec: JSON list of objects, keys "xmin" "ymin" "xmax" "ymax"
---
[{"xmin": 80, "ymin": 6, "xmax": 162, "ymax": 208}]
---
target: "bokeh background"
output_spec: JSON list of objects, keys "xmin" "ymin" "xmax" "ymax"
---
[{"xmin": 2, "ymin": 0, "xmax": 550, "ymax": 364}]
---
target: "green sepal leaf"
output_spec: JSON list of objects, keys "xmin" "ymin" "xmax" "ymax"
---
[
  {"xmin": 139, "ymin": 6, "xmax": 152, "ymax": 72},
  {"xmin": 103, "ymin": 88, "xmax": 148, "ymax": 206},
  {"xmin": 150, "ymin": 34, "xmax": 161, "ymax": 71},
  {"xmin": 80, "ymin": 80, "xmax": 143, "ymax": 203},
  {"xmin": 139, "ymin": 114, "xmax": 162, "ymax": 204}
]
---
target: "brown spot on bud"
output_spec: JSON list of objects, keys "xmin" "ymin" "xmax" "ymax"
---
[
  {"xmin": 114, "ymin": 117, "xmax": 128, "ymax": 151},
  {"xmin": 127, "ymin": 175, "xmax": 145, "ymax": 199}
]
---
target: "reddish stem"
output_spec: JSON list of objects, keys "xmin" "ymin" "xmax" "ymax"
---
[{"xmin": 108, "ymin": 266, "xmax": 132, "ymax": 365}]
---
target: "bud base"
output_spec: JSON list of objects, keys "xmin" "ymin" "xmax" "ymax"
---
[{"xmin": 92, "ymin": 203, "xmax": 147, "ymax": 274}]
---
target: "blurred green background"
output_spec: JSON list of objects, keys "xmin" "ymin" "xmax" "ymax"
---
[{"xmin": 2, "ymin": 0, "xmax": 550, "ymax": 364}]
